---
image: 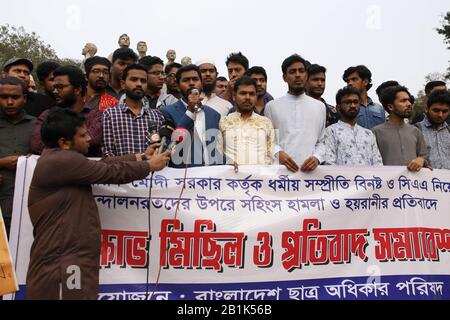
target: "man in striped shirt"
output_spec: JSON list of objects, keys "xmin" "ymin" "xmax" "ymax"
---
[{"xmin": 102, "ymin": 64, "xmax": 165, "ymax": 157}]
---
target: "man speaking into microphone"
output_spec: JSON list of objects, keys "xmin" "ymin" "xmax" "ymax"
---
[
  {"xmin": 160, "ymin": 65, "xmax": 223, "ymax": 168},
  {"xmin": 26, "ymin": 107, "xmax": 171, "ymax": 300}
]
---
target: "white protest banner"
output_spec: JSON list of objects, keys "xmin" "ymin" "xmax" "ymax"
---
[{"xmin": 6, "ymin": 156, "xmax": 450, "ymax": 300}]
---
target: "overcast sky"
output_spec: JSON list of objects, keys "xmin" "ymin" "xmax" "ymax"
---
[{"xmin": 1, "ymin": 0, "xmax": 449, "ymax": 102}]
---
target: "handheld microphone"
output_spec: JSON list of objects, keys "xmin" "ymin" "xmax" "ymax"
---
[
  {"xmin": 188, "ymin": 88, "xmax": 203, "ymax": 113},
  {"xmin": 147, "ymin": 121, "xmax": 161, "ymax": 145},
  {"xmin": 158, "ymin": 121, "xmax": 175, "ymax": 153},
  {"xmin": 166, "ymin": 127, "xmax": 190, "ymax": 151}
]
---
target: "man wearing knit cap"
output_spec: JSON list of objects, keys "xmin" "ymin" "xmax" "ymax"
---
[
  {"xmin": 84, "ymin": 56, "xmax": 118, "ymax": 112},
  {"xmin": 196, "ymin": 59, "xmax": 233, "ymax": 117}
]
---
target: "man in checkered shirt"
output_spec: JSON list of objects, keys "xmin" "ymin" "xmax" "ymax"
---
[{"xmin": 102, "ymin": 64, "xmax": 165, "ymax": 157}]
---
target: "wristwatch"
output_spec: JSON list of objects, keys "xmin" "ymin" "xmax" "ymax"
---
[{"xmin": 140, "ymin": 153, "xmax": 148, "ymax": 161}]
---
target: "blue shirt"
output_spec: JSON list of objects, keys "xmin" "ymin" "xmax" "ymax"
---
[{"xmin": 357, "ymin": 97, "xmax": 385, "ymax": 129}]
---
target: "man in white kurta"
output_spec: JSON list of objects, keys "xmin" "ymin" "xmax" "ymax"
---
[{"xmin": 264, "ymin": 54, "xmax": 326, "ymax": 172}]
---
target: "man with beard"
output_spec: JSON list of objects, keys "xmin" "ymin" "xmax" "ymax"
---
[
  {"xmin": 102, "ymin": 64, "xmax": 165, "ymax": 157},
  {"xmin": 197, "ymin": 59, "xmax": 233, "ymax": 117},
  {"xmin": 306, "ymin": 64, "xmax": 339, "ymax": 127},
  {"xmin": 312, "ymin": 86, "xmax": 382, "ymax": 166},
  {"xmin": 107, "ymin": 48, "xmax": 137, "ymax": 99},
  {"xmin": 372, "ymin": 86, "xmax": 429, "ymax": 171},
  {"xmin": 218, "ymin": 76, "xmax": 274, "ymax": 165},
  {"xmin": 415, "ymin": 89, "xmax": 450, "ymax": 169},
  {"xmin": 264, "ymin": 54, "xmax": 326, "ymax": 172},
  {"xmin": 31, "ymin": 66, "xmax": 103, "ymax": 157},
  {"xmin": 84, "ymin": 56, "xmax": 118, "ymax": 112},
  {"xmin": 0, "ymin": 77, "xmax": 36, "ymax": 237},
  {"xmin": 244, "ymin": 66, "xmax": 274, "ymax": 116},
  {"xmin": 139, "ymin": 56, "xmax": 178, "ymax": 109},
  {"xmin": 160, "ymin": 65, "xmax": 223, "ymax": 168},
  {"xmin": 36, "ymin": 60, "xmax": 61, "ymax": 103}
]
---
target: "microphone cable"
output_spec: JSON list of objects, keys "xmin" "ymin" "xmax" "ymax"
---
[{"xmin": 148, "ymin": 105, "xmax": 199, "ymax": 300}]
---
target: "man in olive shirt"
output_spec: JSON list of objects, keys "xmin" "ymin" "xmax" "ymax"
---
[
  {"xmin": 372, "ymin": 86, "xmax": 429, "ymax": 171},
  {"xmin": 26, "ymin": 108, "xmax": 170, "ymax": 300},
  {"xmin": 0, "ymin": 77, "xmax": 36, "ymax": 237}
]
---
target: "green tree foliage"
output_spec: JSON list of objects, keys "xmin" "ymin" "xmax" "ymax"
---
[
  {"xmin": 436, "ymin": 11, "xmax": 450, "ymax": 80},
  {"xmin": 0, "ymin": 24, "xmax": 59, "ymax": 76}
]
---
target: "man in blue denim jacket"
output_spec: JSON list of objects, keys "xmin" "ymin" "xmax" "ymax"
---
[{"xmin": 343, "ymin": 65, "xmax": 385, "ymax": 129}]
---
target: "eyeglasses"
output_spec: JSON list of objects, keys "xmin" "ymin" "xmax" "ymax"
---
[
  {"xmin": 166, "ymin": 73, "xmax": 176, "ymax": 79},
  {"xmin": 53, "ymin": 83, "xmax": 72, "ymax": 91},
  {"xmin": 148, "ymin": 71, "xmax": 166, "ymax": 77},
  {"xmin": 91, "ymin": 69, "xmax": 110, "ymax": 76}
]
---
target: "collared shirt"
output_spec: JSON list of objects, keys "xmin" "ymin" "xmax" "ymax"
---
[
  {"xmin": 314, "ymin": 121, "xmax": 383, "ymax": 166},
  {"xmin": 102, "ymin": 96, "xmax": 165, "ymax": 157},
  {"xmin": 416, "ymin": 117, "xmax": 450, "ymax": 169},
  {"xmin": 0, "ymin": 110, "xmax": 35, "ymax": 218},
  {"xmin": 202, "ymin": 93, "xmax": 233, "ymax": 117},
  {"xmin": 264, "ymin": 93, "xmax": 326, "ymax": 165},
  {"xmin": 106, "ymin": 85, "xmax": 124, "ymax": 100},
  {"xmin": 321, "ymin": 98, "xmax": 339, "ymax": 127},
  {"xmin": 218, "ymin": 112, "xmax": 274, "ymax": 165},
  {"xmin": 372, "ymin": 122, "xmax": 428, "ymax": 166},
  {"xmin": 357, "ymin": 97, "xmax": 386, "ymax": 129},
  {"xmin": 32, "ymin": 106, "xmax": 103, "ymax": 157},
  {"xmin": 254, "ymin": 92, "xmax": 275, "ymax": 116},
  {"xmin": 147, "ymin": 92, "xmax": 179, "ymax": 110}
]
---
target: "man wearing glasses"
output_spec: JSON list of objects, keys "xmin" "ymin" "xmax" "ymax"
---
[
  {"xmin": 139, "ymin": 56, "xmax": 178, "ymax": 109},
  {"xmin": 31, "ymin": 66, "xmax": 103, "ymax": 157},
  {"xmin": 312, "ymin": 86, "xmax": 383, "ymax": 167},
  {"xmin": 164, "ymin": 62, "xmax": 182, "ymax": 100},
  {"xmin": 84, "ymin": 56, "xmax": 118, "ymax": 112}
]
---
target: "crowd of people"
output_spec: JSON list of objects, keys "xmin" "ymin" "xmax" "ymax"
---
[{"xmin": 0, "ymin": 45, "xmax": 449, "ymax": 299}]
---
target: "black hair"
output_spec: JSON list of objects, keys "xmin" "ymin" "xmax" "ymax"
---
[
  {"xmin": 425, "ymin": 81, "xmax": 447, "ymax": 95},
  {"xmin": 122, "ymin": 64, "xmax": 148, "ymax": 81},
  {"xmin": 164, "ymin": 62, "xmax": 182, "ymax": 75},
  {"xmin": 281, "ymin": 54, "xmax": 308, "ymax": 75},
  {"xmin": 307, "ymin": 64, "xmax": 327, "ymax": 76},
  {"xmin": 225, "ymin": 52, "xmax": 249, "ymax": 70},
  {"xmin": 138, "ymin": 56, "xmax": 164, "ymax": 71},
  {"xmin": 216, "ymin": 76, "xmax": 228, "ymax": 82},
  {"xmin": 376, "ymin": 80, "xmax": 399, "ymax": 97},
  {"xmin": 335, "ymin": 86, "xmax": 361, "ymax": 105},
  {"xmin": 112, "ymin": 48, "xmax": 138, "ymax": 63},
  {"xmin": 36, "ymin": 61, "xmax": 61, "ymax": 82},
  {"xmin": 342, "ymin": 65, "xmax": 373, "ymax": 91},
  {"xmin": 53, "ymin": 65, "xmax": 87, "ymax": 96},
  {"xmin": 84, "ymin": 56, "xmax": 111, "ymax": 75},
  {"xmin": 379, "ymin": 85, "xmax": 411, "ymax": 111},
  {"xmin": 427, "ymin": 89, "xmax": 450, "ymax": 109},
  {"xmin": 233, "ymin": 76, "xmax": 257, "ymax": 93},
  {"xmin": 175, "ymin": 65, "xmax": 201, "ymax": 83},
  {"xmin": 40, "ymin": 107, "xmax": 86, "ymax": 148},
  {"xmin": 245, "ymin": 66, "xmax": 268, "ymax": 81},
  {"xmin": 0, "ymin": 76, "xmax": 28, "ymax": 95}
]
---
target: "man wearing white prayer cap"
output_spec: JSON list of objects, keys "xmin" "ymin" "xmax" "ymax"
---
[{"xmin": 196, "ymin": 58, "xmax": 233, "ymax": 117}]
